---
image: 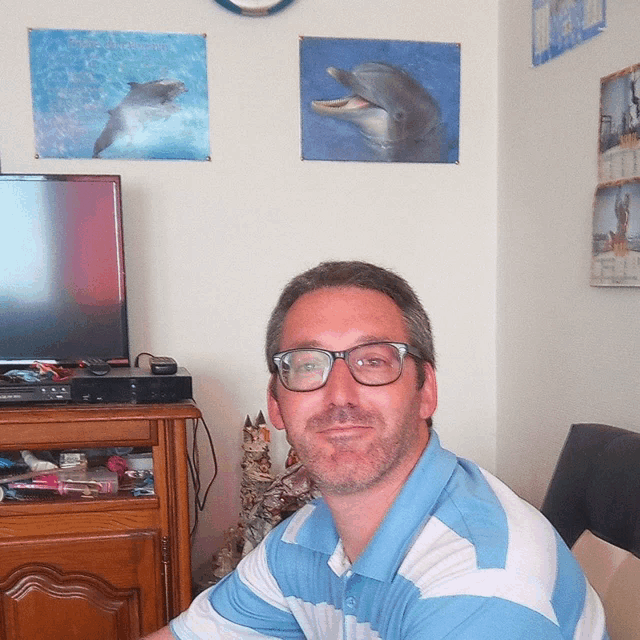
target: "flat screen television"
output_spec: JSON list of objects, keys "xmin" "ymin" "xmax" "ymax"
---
[{"xmin": 0, "ymin": 173, "xmax": 129, "ymax": 367}]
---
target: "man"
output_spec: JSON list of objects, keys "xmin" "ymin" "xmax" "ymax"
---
[{"xmin": 145, "ymin": 260, "xmax": 608, "ymax": 639}]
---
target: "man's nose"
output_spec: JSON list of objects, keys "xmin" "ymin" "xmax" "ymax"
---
[{"xmin": 323, "ymin": 357, "xmax": 360, "ymax": 403}]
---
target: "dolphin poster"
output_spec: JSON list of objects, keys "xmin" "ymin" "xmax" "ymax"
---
[
  {"xmin": 299, "ymin": 37, "xmax": 460, "ymax": 164},
  {"xmin": 28, "ymin": 29, "xmax": 210, "ymax": 160}
]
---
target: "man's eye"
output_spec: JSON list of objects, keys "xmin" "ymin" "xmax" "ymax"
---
[
  {"xmin": 298, "ymin": 361, "xmax": 322, "ymax": 372},
  {"xmin": 291, "ymin": 357, "xmax": 324, "ymax": 374},
  {"xmin": 356, "ymin": 356, "xmax": 389, "ymax": 368}
]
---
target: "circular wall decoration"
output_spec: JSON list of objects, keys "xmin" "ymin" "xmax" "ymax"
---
[{"xmin": 212, "ymin": 0, "xmax": 296, "ymax": 16}]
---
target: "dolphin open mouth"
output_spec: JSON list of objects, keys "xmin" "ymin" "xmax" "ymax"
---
[
  {"xmin": 312, "ymin": 66, "xmax": 385, "ymax": 117},
  {"xmin": 311, "ymin": 95, "xmax": 375, "ymax": 115}
]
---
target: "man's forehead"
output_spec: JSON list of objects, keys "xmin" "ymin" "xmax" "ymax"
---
[{"xmin": 280, "ymin": 286, "xmax": 408, "ymax": 348}]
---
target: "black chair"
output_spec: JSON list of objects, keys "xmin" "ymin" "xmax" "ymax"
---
[{"xmin": 542, "ymin": 423, "xmax": 640, "ymax": 640}]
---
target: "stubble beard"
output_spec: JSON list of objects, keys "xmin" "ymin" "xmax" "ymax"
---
[{"xmin": 288, "ymin": 399, "xmax": 423, "ymax": 496}]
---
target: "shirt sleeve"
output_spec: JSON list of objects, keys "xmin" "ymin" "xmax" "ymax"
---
[
  {"xmin": 170, "ymin": 533, "xmax": 305, "ymax": 640},
  {"xmin": 169, "ymin": 586, "xmax": 284, "ymax": 640}
]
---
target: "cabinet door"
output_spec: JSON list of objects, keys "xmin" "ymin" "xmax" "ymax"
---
[{"xmin": 0, "ymin": 530, "xmax": 164, "ymax": 640}]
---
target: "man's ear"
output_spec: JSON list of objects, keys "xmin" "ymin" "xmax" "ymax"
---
[
  {"xmin": 267, "ymin": 374, "xmax": 286, "ymax": 431},
  {"xmin": 419, "ymin": 363, "xmax": 438, "ymax": 421}
]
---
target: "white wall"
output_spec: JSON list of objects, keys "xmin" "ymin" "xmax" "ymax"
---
[
  {"xmin": 498, "ymin": 0, "xmax": 640, "ymax": 508},
  {"xmin": 0, "ymin": 0, "xmax": 498, "ymax": 570}
]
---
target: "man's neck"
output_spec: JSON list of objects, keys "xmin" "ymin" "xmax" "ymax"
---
[{"xmin": 324, "ymin": 437, "xmax": 429, "ymax": 563}]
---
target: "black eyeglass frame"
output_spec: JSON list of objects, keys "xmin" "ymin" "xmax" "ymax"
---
[{"xmin": 272, "ymin": 341, "xmax": 423, "ymax": 392}]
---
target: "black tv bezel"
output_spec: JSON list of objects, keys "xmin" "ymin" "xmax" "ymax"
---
[{"xmin": 0, "ymin": 172, "xmax": 130, "ymax": 368}]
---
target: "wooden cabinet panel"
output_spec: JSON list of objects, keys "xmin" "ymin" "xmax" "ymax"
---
[
  {"xmin": 0, "ymin": 564, "xmax": 140, "ymax": 640},
  {"xmin": 0, "ymin": 531, "xmax": 161, "ymax": 639}
]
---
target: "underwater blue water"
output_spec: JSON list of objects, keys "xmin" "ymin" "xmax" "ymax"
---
[{"xmin": 29, "ymin": 29, "xmax": 210, "ymax": 160}]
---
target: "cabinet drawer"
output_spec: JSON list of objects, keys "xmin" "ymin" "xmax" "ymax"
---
[
  {"xmin": 0, "ymin": 503, "xmax": 161, "ymax": 538},
  {"xmin": 0, "ymin": 419, "xmax": 156, "ymax": 450}
]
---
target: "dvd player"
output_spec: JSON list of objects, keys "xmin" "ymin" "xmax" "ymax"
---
[
  {"xmin": 0, "ymin": 381, "xmax": 72, "ymax": 403},
  {"xmin": 0, "ymin": 367, "xmax": 192, "ymax": 405}
]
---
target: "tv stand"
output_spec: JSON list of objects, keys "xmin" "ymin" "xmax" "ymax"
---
[{"xmin": 0, "ymin": 401, "xmax": 201, "ymax": 639}]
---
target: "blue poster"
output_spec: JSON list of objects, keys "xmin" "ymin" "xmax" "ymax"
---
[
  {"xmin": 532, "ymin": 0, "xmax": 606, "ymax": 67},
  {"xmin": 300, "ymin": 37, "xmax": 460, "ymax": 164},
  {"xmin": 29, "ymin": 29, "xmax": 210, "ymax": 160}
]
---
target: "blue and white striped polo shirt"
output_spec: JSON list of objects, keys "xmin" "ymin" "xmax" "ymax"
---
[{"xmin": 172, "ymin": 431, "xmax": 608, "ymax": 639}]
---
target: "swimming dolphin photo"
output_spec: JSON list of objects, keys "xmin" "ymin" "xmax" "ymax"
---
[
  {"xmin": 311, "ymin": 62, "xmax": 445, "ymax": 162},
  {"xmin": 29, "ymin": 29, "xmax": 210, "ymax": 160},
  {"xmin": 93, "ymin": 78, "xmax": 188, "ymax": 157}
]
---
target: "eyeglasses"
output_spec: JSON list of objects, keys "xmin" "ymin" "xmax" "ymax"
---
[{"xmin": 272, "ymin": 341, "xmax": 422, "ymax": 392}]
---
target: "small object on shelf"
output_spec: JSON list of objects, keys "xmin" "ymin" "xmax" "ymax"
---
[
  {"xmin": 5, "ymin": 468, "xmax": 119, "ymax": 499},
  {"xmin": 32, "ymin": 362, "xmax": 72, "ymax": 381},
  {"xmin": 107, "ymin": 455, "xmax": 128, "ymax": 479},
  {"xmin": 125, "ymin": 452, "xmax": 153, "ymax": 471},
  {"xmin": 21, "ymin": 450, "xmax": 57, "ymax": 472},
  {"xmin": 0, "ymin": 465, "xmax": 85, "ymax": 486},
  {"xmin": 150, "ymin": 356, "xmax": 178, "ymax": 375},
  {"xmin": 81, "ymin": 358, "xmax": 111, "ymax": 376},
  {"xmin": 59, "ymin": 451, "xmax": 88, "ymax": 469},
  {"xmin": 2, "ymin": 370, "xmax": 40, "ymax": 384}
]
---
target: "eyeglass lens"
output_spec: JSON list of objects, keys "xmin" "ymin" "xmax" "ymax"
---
[{"xmin": 278, "ymin": 343, "xmax": 405, "ymax": 391}]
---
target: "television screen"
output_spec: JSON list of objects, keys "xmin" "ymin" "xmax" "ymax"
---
[{"xmin": 0, "ymin": 174, "xmax": 129, "ymax": 366}]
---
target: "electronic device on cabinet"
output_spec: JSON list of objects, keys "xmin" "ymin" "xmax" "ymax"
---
[{"xmin": 0, "ymin": 173, "xmax": 129, "ymax": 370}]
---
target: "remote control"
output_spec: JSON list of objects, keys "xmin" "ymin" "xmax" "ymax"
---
[
  {"xmin": 150, "ymin": 356, "xmax": 178, "ymax": 375},
  {"xmin": 82, "ymin": 358, "xmax": 111, "ymax": 376}
]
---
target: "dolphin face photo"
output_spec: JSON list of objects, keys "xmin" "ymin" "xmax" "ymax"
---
[
  {"xmin": 93, "ymin": 78, "xmax": 188, "ymax": 157},
  {"xmin": 299, "ymin": 37, "xmax": 460, "ymax": 164},
  {"xmin": 311, "ymin": 62, "xmax": 445, "ymax": 162}
]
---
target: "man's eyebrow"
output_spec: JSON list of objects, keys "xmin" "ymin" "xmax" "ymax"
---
[
  {"xmin": 285, "ymin": 340, "xmax": 323, "ymax": 349},
  {"xmin": 357, "ymin": 334, "xmax": 390, "ymax": 344}
]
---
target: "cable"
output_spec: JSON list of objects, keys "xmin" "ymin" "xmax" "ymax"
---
[
  {"xmin": 188, "ymin": 415, "xmax": 217, "ymax": 536},
  {"xmin": 133, "ymin": 352, "xmax": 155, "ymax": 368},
  {"xmin": 187, "ymin": 414, "xmax": 218, "ymax": 538},
  {"xmin": 131, "ymin": 352, "xmax": 218, "ymax": 536}
]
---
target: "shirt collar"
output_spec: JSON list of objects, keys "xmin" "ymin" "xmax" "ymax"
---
[
  {"xmin": 353, "ymin": 431, "xmax": 457, "ymax": 581},
  {"xmin": 283, "ymin": 431, "xmax": 457, "ymax": 581}
]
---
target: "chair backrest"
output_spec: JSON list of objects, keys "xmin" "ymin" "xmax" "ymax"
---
[{"xmin": 541, "ymin": 423, "xmax": 640, "ymax": 640}]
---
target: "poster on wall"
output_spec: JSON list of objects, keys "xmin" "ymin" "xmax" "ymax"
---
[
  {"xmin": 591, "ymin": 180, "xmax": 640, "ymax": 287},
  {"xmin": 299, "ymin": 36, "xmax": 460, "ymax": 164},
  {"xmin": 532, "ymin": 0, "xmax": 605, "ymax": 67},
  {"xmin": 28, "ymin": 29, "xmax": 210, "ymax": 160},
  {"xmin": 598, "ymin": 64, "xmax": 640, "ymax": 184}
]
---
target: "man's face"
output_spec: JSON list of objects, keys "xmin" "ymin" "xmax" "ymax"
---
[{"xmin": 267, "ymin": 286, "xmax": 437, "ymax": 496}]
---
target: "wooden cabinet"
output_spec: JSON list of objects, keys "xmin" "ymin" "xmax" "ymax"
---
[{"xmin": 0, "ymin": 402, "xmax": 201, "ymax": 640}]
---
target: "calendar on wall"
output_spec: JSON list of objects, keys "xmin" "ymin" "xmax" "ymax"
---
[
  {"xmin": 592, "ymin": 65, "xmax": 640, "ymax": 288},
  {"xmin": 591, "ymin": 180, "xmax": 640, "ymax": 287},
  {"xmin": 532, "ymin": 0, "xmax": 605, "ymax": 66}
]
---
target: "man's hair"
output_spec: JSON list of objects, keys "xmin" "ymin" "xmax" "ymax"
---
[{"xmin": 265, "ymin": 261, "xmax": 436, "ymax": 389}]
